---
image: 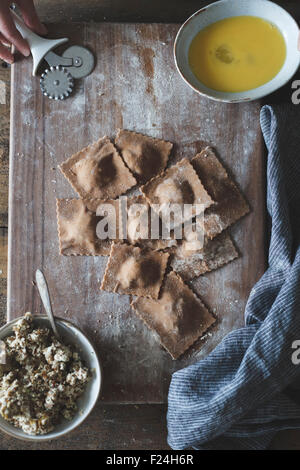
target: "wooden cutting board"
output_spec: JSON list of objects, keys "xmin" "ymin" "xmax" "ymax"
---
[{"xmin": 8, "ymin": 22, "xmax": 266, "ymax": 403}]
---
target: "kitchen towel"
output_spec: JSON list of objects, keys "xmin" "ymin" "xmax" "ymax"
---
[{"xmin": 167, "ymin": 104, "xmax": 300, "ymax": 450}]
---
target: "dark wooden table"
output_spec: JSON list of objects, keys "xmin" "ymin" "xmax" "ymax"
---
[{"xmin": 0, "ymin": 0, "xmax": 300, "ymax": 451}]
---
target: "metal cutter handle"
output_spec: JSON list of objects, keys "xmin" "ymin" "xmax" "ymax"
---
[
  {"xmin": 11, "ymin": 9, "xmax": 42, "ymax": 49},
  {"xmin": 10, "ymin": 9, "xmax": 68, "ymax": 76}
]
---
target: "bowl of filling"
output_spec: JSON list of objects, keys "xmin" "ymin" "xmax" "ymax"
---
[
  {"xmin": 0, "ymin": 313, "xmax": 101, "ymax": 441},
  {"xmin": 174, "ymin": 0, "xmax": 300, "ymax": 102}
]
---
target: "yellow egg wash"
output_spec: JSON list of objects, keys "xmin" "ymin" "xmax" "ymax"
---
[{"xmin": 188, "ymin": 16, "xmax": 286, "ymax": 93}]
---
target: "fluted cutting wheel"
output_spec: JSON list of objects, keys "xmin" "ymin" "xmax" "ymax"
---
[{"xmin": 40, "ymin": 66, "xmax": 74, "ymax": 100}]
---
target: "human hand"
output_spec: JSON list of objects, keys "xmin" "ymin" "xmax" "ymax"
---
[{"xmin": 0, "ymin": 1, "xmax": 46, "ymax": 64}]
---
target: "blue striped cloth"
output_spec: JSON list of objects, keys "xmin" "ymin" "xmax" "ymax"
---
[{"xmin": 167, "ymin": 104, "xmax": 300, "ymax": 450}]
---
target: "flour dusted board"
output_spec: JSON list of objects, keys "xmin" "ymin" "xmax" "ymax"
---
[{"xmin": 8, "ymin": 23, "xmax": 266, "ymax": 403}]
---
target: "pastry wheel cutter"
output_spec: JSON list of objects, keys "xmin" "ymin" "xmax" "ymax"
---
[{"xmin": 11, "ymin": 8, "xmax": 95, "ymax": 100}]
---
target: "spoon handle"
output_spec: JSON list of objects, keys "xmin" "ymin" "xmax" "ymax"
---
[{"xmin": 35, "ymin": 269, "xmax": 60, "ymax": 339}]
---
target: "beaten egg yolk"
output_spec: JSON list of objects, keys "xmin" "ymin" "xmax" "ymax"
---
[{"xmin": 188, "ymin": 16, "xmax": 286, "ymax": 93}]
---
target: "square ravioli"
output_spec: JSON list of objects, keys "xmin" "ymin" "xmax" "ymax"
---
[
  {"xmin": 191, "ymin": 147, "xmax": 250, "ymax": 239},
  {"xmin": 59, "ymin": 137, "xmax": 137, "ymax": 199},
  {"xmin": 100, "ymin": 242, "xmax": 169, "ymax": 299},
  {"xmin": 131, "ymin": 271, "xmax": 216, "ymax": 359},
  {"xmin": 125, "ymin": 195, "xmax": 177, "ymax": 251},
  {"xmin": 115, "ymin": 129, "xmax": 173, "ymax": 183},
  {"xmin": 56, "ymin": 198, "xmax": 121, "ymax": 256},
  {"xmin": 141, "ymin": 158, "xmax": 214, "ymax": 229},
  {"xmin": 170, "ymin": 231, "xmax": 238, "ymax": 281}
]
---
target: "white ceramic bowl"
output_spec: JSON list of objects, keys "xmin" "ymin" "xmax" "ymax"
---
[
  {"xmin": 174, "ymin": 0, "xmax": 300, "ymax": 102},
  {"xmin": 0, "ymin": 315, "xmax": 102, "ymax": 441}
]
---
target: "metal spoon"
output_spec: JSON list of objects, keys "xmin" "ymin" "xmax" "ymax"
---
[{"xmin": 35, "ymin": 269, "xmax": 61, "ymax": 340}]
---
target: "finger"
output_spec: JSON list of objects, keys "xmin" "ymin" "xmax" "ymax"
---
[
  {"xmin": 0, "ymin": 32, "xmax": 11, "ymax": 47},
  {"xmin": 17, "ymin": 0, "xmax": 47, "ymax": 35},
  {"xmin": 0, "ymin": 43, "xmax": 14, "ymax": 64},
  {"xmin": 0, "ymin": 5, "xmax": 30, "ymax": 56}
]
